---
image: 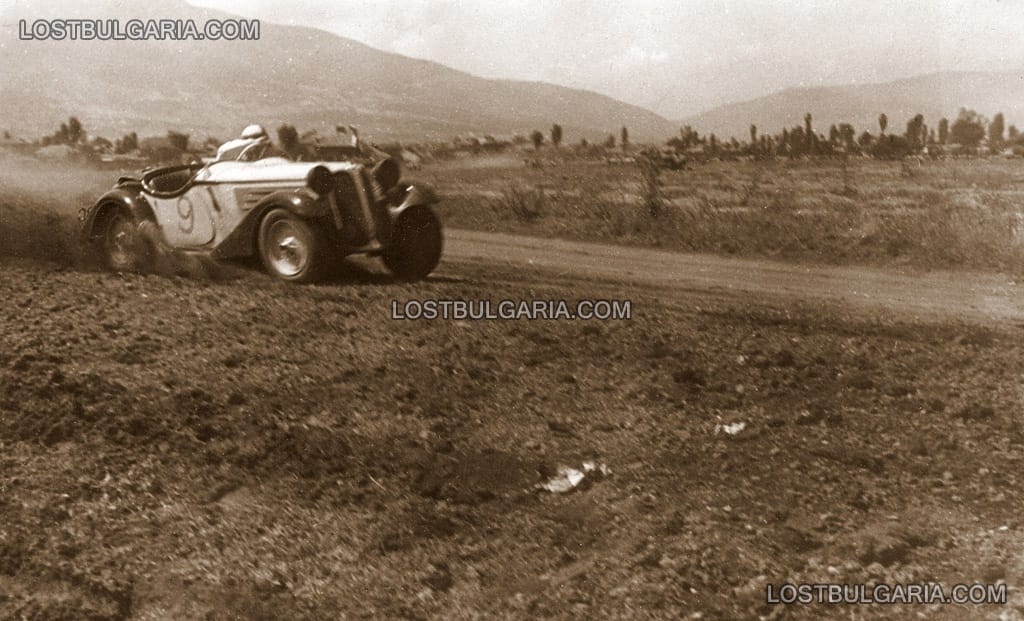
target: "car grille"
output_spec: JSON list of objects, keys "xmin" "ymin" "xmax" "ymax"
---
[{"xmin": 332, "ymin": 172, "xmax": 371, "ymax": 247}]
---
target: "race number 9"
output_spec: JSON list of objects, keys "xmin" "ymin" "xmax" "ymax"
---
[{"xmin": 176, "ymin": 197, "xmax": 194, "ymax": 233}]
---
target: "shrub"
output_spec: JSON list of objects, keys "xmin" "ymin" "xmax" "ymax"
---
[{"xmin": 495, "ymin": 182, "xmax": 545, "ymax": 222}]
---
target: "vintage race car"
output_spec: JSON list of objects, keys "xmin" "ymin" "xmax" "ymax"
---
[{"xmin": 80, "ymin": 154, "xmax": 442, "ymax": 282}]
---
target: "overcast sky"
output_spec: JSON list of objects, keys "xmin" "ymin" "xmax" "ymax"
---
[{"xmin": 11, "ymin": 0, "xmax": 1024, "ymax": 119}]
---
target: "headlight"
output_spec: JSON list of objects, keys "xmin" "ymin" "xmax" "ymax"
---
[{"xmin": 306, "ymin": 165, "xmax": 336, "ymax": 196}]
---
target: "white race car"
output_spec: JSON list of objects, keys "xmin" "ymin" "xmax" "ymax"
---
[{"xmin": 80, "ymin": 154, "xmax": 442, "ymax": 282}]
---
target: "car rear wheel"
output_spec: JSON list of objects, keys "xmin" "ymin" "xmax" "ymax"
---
[
  {"xmin": 101, "ymin": 208, "xmax": 153, "ymax": 272},
  {"xmin": 382, "ymin": 206, "xmax": 443, "ymax": 282},
  {"xmin": 258, "ymin": 209, "xmax": 326, "ymax": 282}
]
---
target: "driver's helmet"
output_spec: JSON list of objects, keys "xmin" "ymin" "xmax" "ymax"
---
[
  {"xmin": 216, "ymin": 124, "xmax": 270, "ymax": 161},
  {"xmin": 240, "ymin": 124, "xmax": 268, "ymax": 140}
]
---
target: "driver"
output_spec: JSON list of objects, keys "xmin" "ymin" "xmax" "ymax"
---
[{"xmin": 216, "ymin": 124, "xmax": 275, "ymax": 161}]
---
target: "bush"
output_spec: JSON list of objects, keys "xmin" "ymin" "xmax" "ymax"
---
[
  {"xmin": 871, "ymin": 135, "xmax": 912, "ymax": 160},
  {"xmin": 494, "ymin": 182, "xmax": 545, "ymax": 222}
]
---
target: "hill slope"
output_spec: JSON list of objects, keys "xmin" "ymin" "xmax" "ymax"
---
[
  {"xmin": 682, "ymin": 71, "xmax": 1024, "ymax": 140},
  {"xmin": 0, "ymin": 0, "xmax": 674, "ymax": 142}
]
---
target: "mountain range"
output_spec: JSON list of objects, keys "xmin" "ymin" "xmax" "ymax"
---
[
  {"xmin": 0, "ymin": 0, "xmax": 675, "ymax": 142},
  {"xmin": 3, "ymin": 1, "xmax": 1024, "ymax": 146}
]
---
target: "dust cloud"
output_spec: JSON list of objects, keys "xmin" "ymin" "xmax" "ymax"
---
[
  {"xmin": 0, "ymin": 154, "xmax": 234, "ymax": 280},
  {"xmin": 0, "ymin": 153, "xmax": 105, "ymax": 265}
]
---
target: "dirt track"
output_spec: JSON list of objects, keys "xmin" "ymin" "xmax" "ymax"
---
[
  {"xmin": 4, "ymin": 223, "xmax": 1024, "ymax": 619},
  {"xmin": 444, "ymin": 229, "xmax": 1024, "ymax": 323}
]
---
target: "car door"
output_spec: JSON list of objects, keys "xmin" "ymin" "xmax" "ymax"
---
[{"xmin": 150, "ymin": 186, "xmax": 217, "ymax": 248}]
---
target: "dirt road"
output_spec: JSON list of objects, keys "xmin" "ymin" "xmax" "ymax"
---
[
  {"xmin": 444, "ymin": 229, "xmax": 1024, "ymax": 323},
  {"xmin": 5, "ymin": 223, "xmax": 1024, "ymax": 619}
]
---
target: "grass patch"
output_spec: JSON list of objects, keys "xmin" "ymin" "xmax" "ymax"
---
[{"xmin": 426, "ymin": 156, "xmax": 1024, "ymax": 271}]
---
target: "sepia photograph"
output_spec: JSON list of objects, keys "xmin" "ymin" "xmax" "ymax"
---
[{"xmin": 2, "ymin": 0, "xmax": 1024, "ymax": 618}]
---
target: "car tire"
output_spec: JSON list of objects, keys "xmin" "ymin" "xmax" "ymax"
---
[
  {"xmin": 257, "ymin": 208, "xmax": 326, "ymax": 282},
  {"xmin": 382, "ymin": 206, "xmax": 443, "ymax": 282},
  {"xmin": 101, "ymin": 207, "xmax": 154, "ymax": 273}
]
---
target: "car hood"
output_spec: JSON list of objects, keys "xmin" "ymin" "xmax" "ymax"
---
[{"xmin": 197, "ymin": 159, "xmax": 360, "ymax": 184}]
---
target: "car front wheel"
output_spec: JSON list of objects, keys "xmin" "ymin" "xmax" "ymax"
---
[
  {"xmin": 257, "ymin": 208, "xmax": 326, "ymax": 282},
  {"xmin": 382, "ymin": 206, "xmax": 443, "ymax": 282}
]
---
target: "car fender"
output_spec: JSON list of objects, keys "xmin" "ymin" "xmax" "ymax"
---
[
  {"xmin": 212, "ymin": 189, "xmax": 328, "ymax": 259},
  {"xmin": 390, "ymin": 182, "xmax": 439, "ymax": 218},
  {"xmin": 80, "ymin": 186, "xmax": 155, "ymax": 241}
]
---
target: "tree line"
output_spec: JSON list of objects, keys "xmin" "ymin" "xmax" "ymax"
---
[
  {"xmin": 526, "ymin": 125, "xmax": 631, "ymax": 151},
  {"xmin": 665, "ymin": 108, "xmax": 1016, "ymax": 161},
  {"xmin": 22, "ymin": 108, "xmax": 1018, "ymax": 165}
]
